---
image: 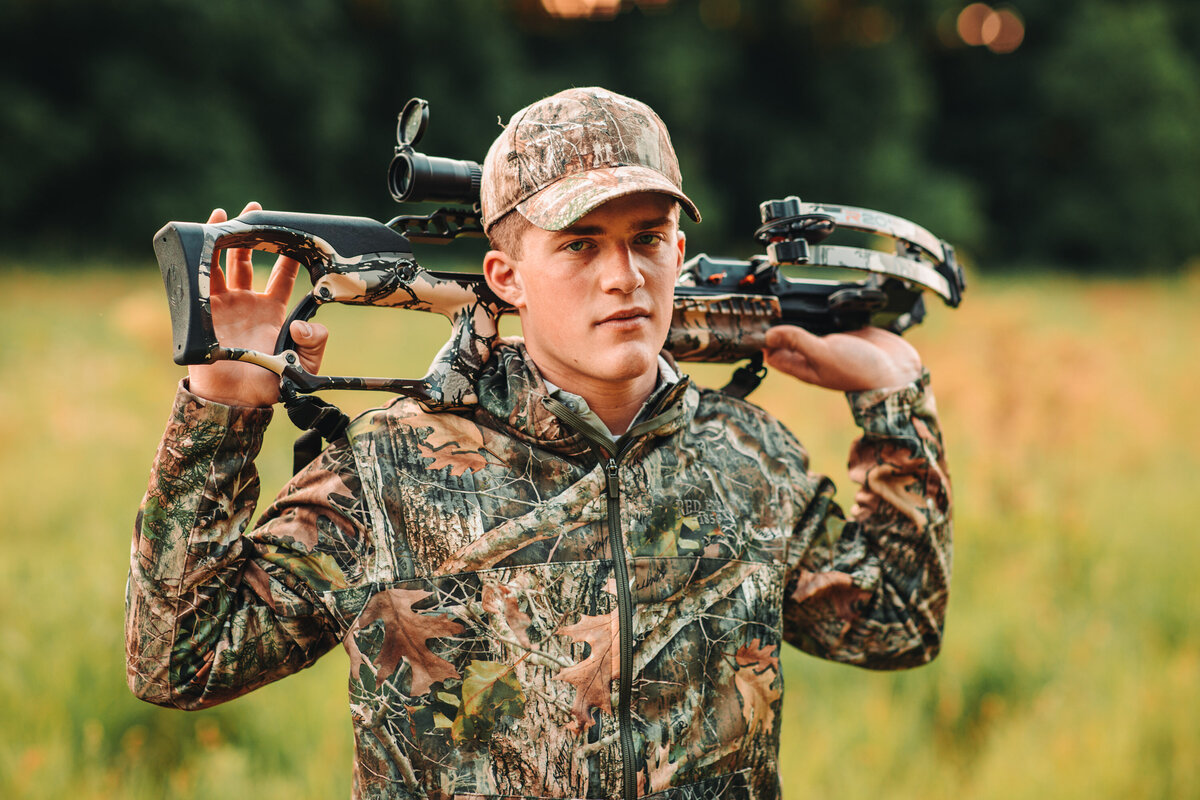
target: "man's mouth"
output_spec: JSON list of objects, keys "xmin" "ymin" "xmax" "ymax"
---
[{"xmin": 597, "ymin": 308, "xmax": 652, "ymax": 326}]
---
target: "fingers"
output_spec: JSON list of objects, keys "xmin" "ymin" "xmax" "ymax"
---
[
  {"xmin": 222, "ymin": 248, "xmax": 253, "ymax": 291},
  {"xmin": 763, "ymin": 326, "xmax": 825, "ymax": 384},
  {"xmin": 204, "ymin": 207, "xmax": 230, "ymax": 293},
  {"xmin": 763, "ymin": 346, "xmax": 820, "ymax": 384},
  {"xmin": 205, "ymin": 202, "xmax": 264, "ymax": 294},
  {"xmin": 209, "ymin": 248, "xmax": 227, "ymax": 294},
  {"xmin": 764, "ymin": 325, "xmax": 830, "ymax": 378},
  {"xmin": 264, "ymin": 255, "xmax": 302, "ymax": 303},
  {"xmin": 225, "ymin": 201, "xmax": 261, "ymax": 290}
]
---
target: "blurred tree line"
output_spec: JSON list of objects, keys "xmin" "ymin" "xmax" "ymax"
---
[{"xmin": 3, "ymin": 0, "xmax": 1199, "ymax": 272}]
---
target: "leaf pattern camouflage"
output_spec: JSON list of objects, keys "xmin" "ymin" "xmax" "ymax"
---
[
  {"xmin": 127, "ymin": 341, "xmax": 952, "ymax": 800},
  {"xmin": 479, "ymin": 87, "xmax": 700, "ymax": 231}
]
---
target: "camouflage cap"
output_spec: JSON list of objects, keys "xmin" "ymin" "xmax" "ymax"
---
[{"xmin": 480, "ymin": 87, "xmax": 701, "ymax": 233}]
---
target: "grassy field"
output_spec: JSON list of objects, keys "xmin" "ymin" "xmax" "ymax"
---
[{"xmin": 1, "ymin": 261, "xmax": 1197, "ymax": 799}]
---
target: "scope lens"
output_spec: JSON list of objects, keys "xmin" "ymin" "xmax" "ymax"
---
[{"xmin": 388, "ymin": 154, "xmax": 415, "ymax": 202}]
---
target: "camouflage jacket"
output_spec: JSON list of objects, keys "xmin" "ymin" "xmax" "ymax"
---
[{"xmin": 127, "ymin": 342, "xmax": 952, "ymax": 800}]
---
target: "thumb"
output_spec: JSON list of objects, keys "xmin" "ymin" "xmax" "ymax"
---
[
  {"xmin": 762, "ymin": 325, "xmax": 827, "ymax": 385},
  {"xmin": 289, "ymin": 320, "xmax": 329, "ymax": 373},
  {"xmin": 764, "ymin": 324, "xmax": 822, "ymax": 353}
]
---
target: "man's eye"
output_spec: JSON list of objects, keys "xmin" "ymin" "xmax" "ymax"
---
[
  {"xmin": 565, "ymin": 240, "xmax": 592, "ymax": 252},
  {"xmin": 634, "ymin": 233, "xmax": 662, "ymax": 246}
]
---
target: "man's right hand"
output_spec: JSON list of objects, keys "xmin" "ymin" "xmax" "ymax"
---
[{"xmin": 187, "ymin": 202, "xmax": 329, "ymax": 407}]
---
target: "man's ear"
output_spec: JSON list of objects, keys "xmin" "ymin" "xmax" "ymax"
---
[
  {"xmin": 674, "ymin": 230, "xmax": 687, "ymax": 280},
  {"xmin": 483, "ymin": 249, "xmax": 526, "ymax": 308}
]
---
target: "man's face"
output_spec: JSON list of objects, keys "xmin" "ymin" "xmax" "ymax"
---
[{"xmin": 487, "ymin": 193, "xmax": 685, "ymax": 395}]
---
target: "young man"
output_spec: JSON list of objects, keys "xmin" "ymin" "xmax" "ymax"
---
[{"xmin": 128, "ymin": 87, "xmax": 951, "ymax": 800}]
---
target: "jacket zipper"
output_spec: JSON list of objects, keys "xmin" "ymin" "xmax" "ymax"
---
[
  {"xmin": 604, "ymin": 453, "xmax": 637, "ymax": 800},
  {"xmin": 543, "ymin": 394, "xmax": 683, "ymax": 799}
]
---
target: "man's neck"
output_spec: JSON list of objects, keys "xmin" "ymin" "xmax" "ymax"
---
[{"xmin": 541, "ymin": 368, "xmax": 659, "ymax": 437}]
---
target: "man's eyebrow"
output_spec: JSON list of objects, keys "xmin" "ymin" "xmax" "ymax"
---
[
  {"xmin": 557, "ymin": 223, "xmax": 605, "ymax": 237},
  {"xmin": 630, "ymin": 215, "xmax": 673, "ymax": 230},
  {"xmin": 556, "ymin": 216, "xmax": 673, "ymax": 237}
]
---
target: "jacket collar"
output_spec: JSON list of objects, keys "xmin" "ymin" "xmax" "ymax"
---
[{"xmin": 474, "ymin": 339, "xmax": 695, "ymax": 459}]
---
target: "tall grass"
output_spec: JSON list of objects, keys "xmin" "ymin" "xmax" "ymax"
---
[{"xmin": 1, "ymin": 262, "xmax": 1196, "ymax": 798}]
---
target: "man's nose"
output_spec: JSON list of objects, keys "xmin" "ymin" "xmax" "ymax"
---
[{"xmin": 599, "ymin": 246, "xmax": 645, "ymax": 293}]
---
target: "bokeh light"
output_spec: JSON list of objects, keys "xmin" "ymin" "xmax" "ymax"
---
[
  {"xmin": 956, "ymin": 2, "xmax": 993, "ymax": 46},
  {"xmin": 982, "ymin": 8, "xmax": 1025, "ymax": 54},
  {"xmin": 540, "ymin": 0, "xmax": 622, "ymax": 19},
  {"xmin": 956, "ymin": 3, "xmax": 1025, "ymax": 53},
  {"xmin": 540, "ymin": 0, "xmax": 672, "ymax": 19}
]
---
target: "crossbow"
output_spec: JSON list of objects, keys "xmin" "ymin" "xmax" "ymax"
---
[{"xmin": 153, "ymin": 98, "xmax": 966, "ymax": 460}]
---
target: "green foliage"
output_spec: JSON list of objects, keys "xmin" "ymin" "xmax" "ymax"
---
[
  {"xmin": 1033, "ymin": 2, "xmax": 1200, "ymax": 271},
  {"xmin": 1, "ymin": 0, "xmax": 1198, "ymax": 271}
]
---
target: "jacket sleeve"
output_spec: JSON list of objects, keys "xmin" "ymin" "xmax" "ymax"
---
[
  {"xmin": 126, "ymin": 382, "xmax": 368, "ymax": 709},
  {"xmin": 781, "ymin": 369, "xmax": 953, "ymax": 669}
]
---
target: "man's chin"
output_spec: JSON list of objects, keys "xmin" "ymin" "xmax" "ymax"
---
[
  {"xmin": 526, "ymin": 337, "xmax": 664, "ymax": 391},
  {"xmin": 592, "ymin": 345, "xmax": 662, "ymax": 384}
]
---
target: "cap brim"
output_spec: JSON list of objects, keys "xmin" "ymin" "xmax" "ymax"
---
[{"xmin": 515, "ymin": 165, "xmax": 701, "ymax": 231}]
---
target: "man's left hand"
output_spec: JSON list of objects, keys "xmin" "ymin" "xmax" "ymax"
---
[{"xmin": 764, "ymin": 325, "xmax": 922, "ymax": 392}]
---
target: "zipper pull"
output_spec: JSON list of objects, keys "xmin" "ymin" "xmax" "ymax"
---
[{"xmin": 606, "ymin": 458, "xmax": 619, "ymax": 496}]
